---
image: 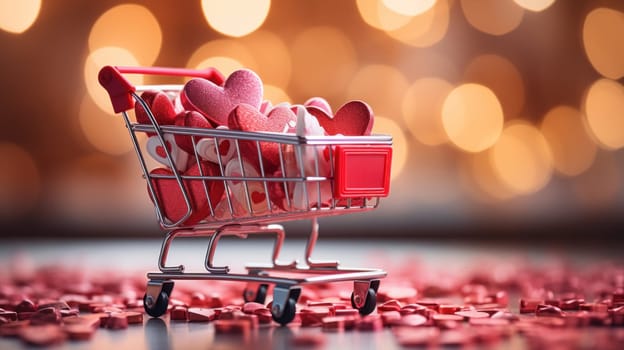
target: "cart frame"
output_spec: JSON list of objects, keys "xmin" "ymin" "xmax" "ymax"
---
[{"xmin": 99, "ymin": 66, "xmax": 392, "ymax": 324}]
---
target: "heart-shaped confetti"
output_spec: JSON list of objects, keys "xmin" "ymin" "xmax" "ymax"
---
[
  {"xmin": 306, "ymin": 100, "xmax": 374, "ymax": 136},
  {"xmin": 145, "ymin": 134, "xmax": 189, "ymax": 171},
  {"xmin": 181, "ymin": 69, "xmax": 263, "ymax": 126}
]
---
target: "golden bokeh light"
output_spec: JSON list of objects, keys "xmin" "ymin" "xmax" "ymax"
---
[
  {"xmin": 490, "ymin": 121, "xmax": 553, "ymax": 195},
  {"xmin": 401, "ymin": 77, "xmax": 452, "ymax": 146},
  {"xmin": 463, "ymin": 54, "xmax": 525, "ymax": 119},
  {"xmin": 460, "ymin": 0, "xmax": 524, "ymax": 36},
  {"xmin": 513, "ymin": 0, "xmax": 556, "ymax": 12},
  {"xmin": 347, "ymin": 64, "xmax": 409, "ymax": 120},
  {"xmin": 0, "ymin": 0, "xmax": 41, "ymax": 34},
  {"xmin": 0, "ymin": 142, "xmax": 41, "ymax": 218},
  {"xmin": 201, "ymin": 0, "xmax": 270, "ymax": 37},
  {"xmin": 572, "ymin": 151, "xmax": 620, "ymax": 209},
  {"xmin": 584, "ymin": 79, "xmax": 624, "ymax": 150},
  {"xmin": 382, "ymin": 0, "xmax": 437, "ymax": 16},
  {"xmin": 442, "ymin": 84, "xmax": 504, "ymax": 153},
  {"xmin": 196, "ymin": 56, "xmax": 244, "ymax": 77},
  {"xmin": 187, "ymin": 39, "xmax": 258, "ymax": 76},
  {"xmin": 241, "ymin": 31, "xmax": 292, "ymax": 87},
  {"xmin": 401, "ymin": 50, "xmax": 459, "ymax": 81},
  {"xmin": 582, "ymin": 8, "xmax": 624, "ymax": 80},
  {"xmin": 386, "ymin": 0, "xmax": 449, "ymax": 48},
  {"xmin": 79, "ymin": 94, "xmax": 139, "ymax": 156},
  {"xmin": 372, "ymin": 117, "xmax": 408, "ymax": 181},
  {"xmin": 464, "ymin": 152, "xmax": 516, "ymax": 201},
  {"xmin": 84, "ymin": 46, "xmax": 143, "ymax": 113},
  {"xmin": 290, "ymin": 26, "xmax": 357, "ymax": 100},
  {"xmin": 263, "ymin": 84, "xmax": 291, "ymax": 104},
  {"xmin": 88, "ymin": 4, "xmax": 162, "ymax": 66},
  {"xmin": 540, "ymin": 105, "xmax": 597, "ymax": 176},
  {"xmin": 356, "ymin": 0, "xmax": 413, "ymax": 31}
]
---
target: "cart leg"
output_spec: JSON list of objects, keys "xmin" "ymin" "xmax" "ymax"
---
[
  {"xmin": 204, "ymin": 225, "xmax": 246, "ymax": 274},
  {"xmin": 264, "ymin": 224, "xmax": 298, "ymax": 268},
  {"xmin": 271, "ymin": 285, "xmax": 301, "ymax": 326},
  {"xmin": 205, "ymin": 224, "xmax": 297, "ymax": 274},
  {"xmin": 158, "ymin": 230, "xmax": 185, "ymax": 273},
  {"xmin": 144, "ymin": 280, "xmax": 174, "ymax": 318},
  {"xmin": 304, "ymin": 218, "xmax": 339, "ymax": 269},
  {"xmin": 351, "ymin": 279, "xmax": 380, "ymax": 316}
]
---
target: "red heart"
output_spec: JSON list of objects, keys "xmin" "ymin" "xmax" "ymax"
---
[
  {"xmin": 219, "ymin": 140, "xmax": 231, "ymax": 156},
  {"xmin": 181, "ymin": 69, "xmax": 263, "ymax": 126},
  {"xmin": 251, "ymin": 191, "xmax": 266, "ymax": 204},
  {"xmin": 306, "ymin": 100, "xmax": 374, "ymax": 136},
  {"xmin": 135, "ymin": 90, "xmax": 177, "ymax": 127},
  {"xmin": 174, "ymin": 111, "xmax": 213, "ymax": 154},
  {"xmin": 228, "ymin": 103, "xmax": 296, "ymax": 169},
  {"xmin": 148, "ymin": 162, "xmax": 224, "ymax": 225},
  {"xmin": 268, "ymin": 170, "xmax": 288, "ymax": 210},
  {"xmin": 155, "ymin": 141, "xmax": 172, "ymax": 158}
]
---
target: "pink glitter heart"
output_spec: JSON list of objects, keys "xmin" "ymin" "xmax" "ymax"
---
[{"xmin": 181, "ymin": 69, "xmax": 263, "ymax": 126}]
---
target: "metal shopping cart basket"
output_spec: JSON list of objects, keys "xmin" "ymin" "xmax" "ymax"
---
[{"xmin": 99, "ymin": 66, "xmax": 393, "ymax": 325}]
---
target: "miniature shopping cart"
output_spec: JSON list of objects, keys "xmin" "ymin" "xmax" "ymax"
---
[{"xmin": 99, "ymin": 66, "xmax": 393, "ymax": 325}]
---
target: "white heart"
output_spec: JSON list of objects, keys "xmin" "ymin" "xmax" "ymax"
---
[
  {"xmin": 145, "ymin": 134, "xmax": 189, "ymax": 171},
  {"xmin": 224, "ymin": 159, "xmax": 269, "ymax": 214},
  {"xmin": 195, "ymin": 126, "xmax": 235, "ymax": 164},
  {"xmin": 292, "ymin": 180, "xmax": 333, "ymax": 210}
]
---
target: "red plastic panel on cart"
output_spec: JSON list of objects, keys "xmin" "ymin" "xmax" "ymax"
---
[{"xmin": 334, "ymin": 145, "xmax": 392, "ymax": 198}]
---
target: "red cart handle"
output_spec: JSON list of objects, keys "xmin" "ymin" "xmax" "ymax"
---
[{"xmin": 98, "ymin": 66, "xmax": 225, "ymax": 113}]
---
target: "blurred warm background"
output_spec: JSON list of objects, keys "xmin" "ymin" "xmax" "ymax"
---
[{"xmin": 1, "ymin": 0, "xmax": 623, "ymax": 239}]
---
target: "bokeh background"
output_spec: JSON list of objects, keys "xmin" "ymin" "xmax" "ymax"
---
[{"xmin": 1, "ymin": 0, "xmax": 623, "ymax": 239}]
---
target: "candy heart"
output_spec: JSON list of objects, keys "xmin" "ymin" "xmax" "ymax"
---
[
  {"xmin": 259, "ymin": 100, "xmax": 273, "ymax": 114},
  {"xmin": 173, "ymin": 94, "xmax": 185, "ymax": 114},
  {"xmin": 145, "ymin": 133, "xmax": 189, "ymax": 171},
  {"xmin": 281, "ymin": 106, "xmax": 331, "ymax": 181},
  {"xmin": 224, "ymin": 159, "xmax": 284, "ymax": 214},
  {"xmin": 174, "ymin": 111, "xmax": 213, "ymax": 154},
  {"xmin": 148, "ymin": 162, "xmax": 224, "ymax": 225},
  {"xmin": 291, "ymin": 105, "xmax": 327, "ymax": 136},
  {"xmin": 306, "ymin": 100, "xmax": 374, "ymax": 136},
  {"xmin": 212, "ymin": 196, "xmax": 243, "ymax": 220},
  {"xmin": 292, "ymin": 181, "xmax": 333, "ymax": 210},
  {"xmin": 135, "ymin": 90, "xmax": 177, "ymax": 126},
  {"xmin": 181, "ymin": 69, "xmax": 263, "ymax": 126},
  {"xmin": 195, "ymin": 126, "xmax": 235, "ymax": 164},
  {"xmin": 304, "ymin": 97, "xmax": 332, "ymax": 116},
  {"xmin": 228, "ymin": 103, "xmax": 297, "ymax": 169}
]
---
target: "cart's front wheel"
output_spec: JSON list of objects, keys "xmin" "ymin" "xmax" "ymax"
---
[
  {"xmin": 271, "ymin": 298, "xmax": 296, "ymax": 325},
  {"xmin": 351, "ymin": 288, "xmax": 376, "ymax": 315},
  {"xmin": 144, "ymin": 291, "xmax": 169, "ymax": 318},
  {"xmin": 243, "ymin": 284, "xmax": 268, "ymax": 304}
]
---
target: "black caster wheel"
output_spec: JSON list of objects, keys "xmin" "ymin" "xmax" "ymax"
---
[
  {"xmin": 351, "ymin": 288, "xmax": 376, "ymax": 315},
  {"xmin": 271, "ymin": 298, "xmax": 296, "ymax": 326},
  {"xmin": 144, "ymin": 291, "xmax": 169, "ymax": 318},
  {"xmin": 243, "ymin": 284, "xmax": 268, "ymax": 304}
]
